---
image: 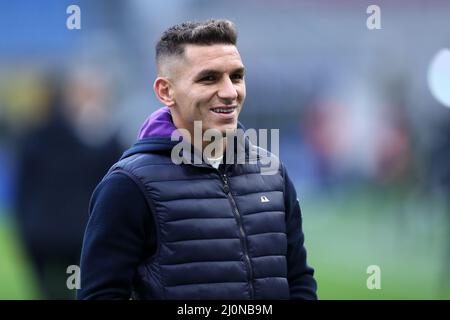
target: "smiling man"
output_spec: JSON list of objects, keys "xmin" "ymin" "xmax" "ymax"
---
[{"xmin": 78, "ymin": 19, "xmax": 317, "ymax": 300}]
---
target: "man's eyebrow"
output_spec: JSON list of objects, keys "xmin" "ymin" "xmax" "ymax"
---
[
  {"xmin": 195, "ymin": 69, "xmax": 220, "ymax": 79},
  {"xmin": 195, "ymin": 67, "xmax": 245, "ymax": 79},
  {"xmin": 231, "ymin": 67, "xmax": 245, "ymax": 75}
]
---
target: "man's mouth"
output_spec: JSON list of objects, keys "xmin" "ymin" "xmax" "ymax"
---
[{"xmin": 210, "ymin": 106, "xmax": 237, "ymax": 114}]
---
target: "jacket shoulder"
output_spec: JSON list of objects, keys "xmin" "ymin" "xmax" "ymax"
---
[{"xmin": 104, "ymin": 150, "xmax": 175, "ymax": 181}]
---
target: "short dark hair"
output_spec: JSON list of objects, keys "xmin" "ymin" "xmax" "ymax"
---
[{"xmin": 156, "ymin": 19, "xmax": 237, "ymax": 64}]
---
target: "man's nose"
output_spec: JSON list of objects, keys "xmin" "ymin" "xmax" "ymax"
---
[{"xmin": 217, "ymin": 76, "xmax": 238, "ymax": 101}]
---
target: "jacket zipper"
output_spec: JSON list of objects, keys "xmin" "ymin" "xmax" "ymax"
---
[{"xmin": 219, "ymin": 172, "xmax": 255, "ymax": 299}]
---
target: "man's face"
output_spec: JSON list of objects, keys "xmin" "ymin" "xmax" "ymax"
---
[{"xmin": 168, "ymin": 44, "xmax": 246, "ymax": 136}]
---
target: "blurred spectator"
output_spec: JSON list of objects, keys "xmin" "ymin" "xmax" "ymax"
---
[
  {"xmin": 374, "ymin": 103, "xmax": 414, "ymax": 185},
  {"xmin": 301, "ymin": 99, "xmax": 353, "ymax": 189},
  {"xmin": 14, "ymin": 69, "xmax": 122, "ymax": 299},
  {"xmin": 428, "ymin": 120, "xmax": 450, "ymax": 295}
]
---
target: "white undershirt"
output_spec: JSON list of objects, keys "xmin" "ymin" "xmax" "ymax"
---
[{"xmin": 206, "ymin": 155, "xmax": 223, "ymax": 169}]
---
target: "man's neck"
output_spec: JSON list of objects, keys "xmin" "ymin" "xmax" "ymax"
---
[
  {"xmin": 205, "ymin": 138, "xmax": 226, "ymax": 158},
  {"xmin": 176, "ymin": 127, "xmax": 226, "ymax": 159}
]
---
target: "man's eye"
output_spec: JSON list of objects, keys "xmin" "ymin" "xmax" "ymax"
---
[
  {"xmin": 231, "ymin": 74, "xmax": 244, "ymax": 81},
  {"xmin": 200, "ymin": 75, "xmax": 216, "ymax": 82}
]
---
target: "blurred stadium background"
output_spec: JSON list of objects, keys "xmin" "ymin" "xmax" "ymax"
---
[{"xmin": 0, "ymin": 0, "xmax": 449, "ymax": 299}]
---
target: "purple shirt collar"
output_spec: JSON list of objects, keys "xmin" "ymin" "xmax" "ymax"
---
[{"xmin": 138, "ymin": 106, "xmax": 176, "ymax": 139}]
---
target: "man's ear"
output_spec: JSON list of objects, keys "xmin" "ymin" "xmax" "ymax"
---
[{"xmin": 153, "ymin": 77, "xmax": 175, "ymax": 107}]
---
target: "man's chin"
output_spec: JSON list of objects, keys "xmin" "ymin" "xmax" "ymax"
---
[
  {"xmin": 219, "ymin": 125, "xmax": 238, "ymax": 137},
  {"xmin": 203, "ymin": 123, "xmax": 237, "ymax": 135}
]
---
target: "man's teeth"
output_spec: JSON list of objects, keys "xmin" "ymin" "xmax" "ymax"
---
[{"xmin": 211, "ymin": 107, "xmax": 234, "ymax": 113}]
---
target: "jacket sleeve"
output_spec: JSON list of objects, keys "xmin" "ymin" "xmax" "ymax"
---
[
  {"xmin": 77, "ymin": 172, "xmax": 155, "ymax": 300},
  {"xmin": 282, "ymin": 165, "xmax": 318, "ymax": 299}
]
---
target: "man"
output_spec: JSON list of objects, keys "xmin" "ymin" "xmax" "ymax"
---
[{"xmin": 78, "ymin": 19, "xmax": 317, "ymax": 300}]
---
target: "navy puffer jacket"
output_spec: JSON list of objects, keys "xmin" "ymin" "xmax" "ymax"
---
[{"xmin": 78, "ymin": 107, "xmax": 317, "ymax": 300}]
